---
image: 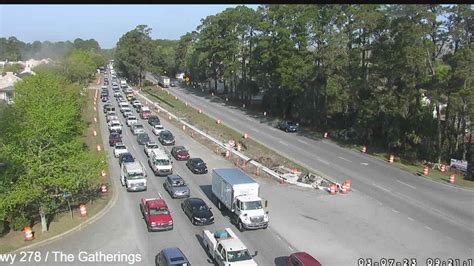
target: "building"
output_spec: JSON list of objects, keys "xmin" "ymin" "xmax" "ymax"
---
[{"xmin": 0, "ymin": 72, "xmax": 22, "ymax": 104}]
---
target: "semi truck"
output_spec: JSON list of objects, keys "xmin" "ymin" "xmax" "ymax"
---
[
  {"xmin": 212, "ymin": 168, "xmax": 269, "ymax": 231},
  {"xmin": 158, "ymin": 76, "xmax": 170, "ymax": 88},
  {"xmin": 203, "ymin": 228, "xmax": 258, "ymax": 266}
]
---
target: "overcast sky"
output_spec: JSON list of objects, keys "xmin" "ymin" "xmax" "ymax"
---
[{"xmin": 0, "ymin": 5, "xmax": 259, "ymax": 49}]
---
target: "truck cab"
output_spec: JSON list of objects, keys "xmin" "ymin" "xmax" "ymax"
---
[
  {"xmin": 148, "ymin": 149, "xmax": 173, "ymax": 176},
  {"xmin": 203, "ymin": 228, "xmax": 257, "ymax": 266},
  {"xmin": 232, "ymin": 195, "xmax": 268, "ymax": 231},
  {"xmin": 121, "ymin": 161, "xmax": 147, "ymax": 192}
]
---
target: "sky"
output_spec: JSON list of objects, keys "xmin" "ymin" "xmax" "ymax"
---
[{"xmin": 0, "ymin": 5, "xmax": 259, "ymax": 49}]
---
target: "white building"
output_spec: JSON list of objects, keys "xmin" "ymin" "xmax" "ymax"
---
[{"xmin": 0, "ymin": 72, "xmax": 22, "ymax": 104}]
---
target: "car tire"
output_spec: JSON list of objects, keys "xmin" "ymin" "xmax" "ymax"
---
[
  {"xmin": 147, "ymin": 224, "xmax": 151, "ymax": 232},
  {"xmin": 192, "ymin": 218, "xmax": 196, "ymax": 225},
  {"xmin": 238, "ymin": 221, "xmax": 244, "ymax": 232},
  {"xmin": 217, "ymin": 201, "xmax": 222, "ymax": 210}
]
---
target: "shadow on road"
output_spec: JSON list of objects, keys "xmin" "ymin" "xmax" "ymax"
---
[
  {"xmin": 195, "ymin": 233, "xmax": 216, "ymax": 265},
  {"xmin": 274, "ymin": 256, "xmax": 287, "ymax": 266}
]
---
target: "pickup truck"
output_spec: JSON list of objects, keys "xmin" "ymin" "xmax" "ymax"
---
[
  {"xmin": 139, "ymin": 196, "xmax": 173, "ymax": 232},
  {"xmin": 203, "ymin": 228, "xmax": 257, "ymax": 265}
]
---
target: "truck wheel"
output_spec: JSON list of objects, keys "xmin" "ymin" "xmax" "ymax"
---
[
  {"xmin": 238, "ymin": 221, "xmax": 244, "ymax": 232},
  {"xmin": 217, "ymin": 201, "xmax": 222, "ymax": 210}
]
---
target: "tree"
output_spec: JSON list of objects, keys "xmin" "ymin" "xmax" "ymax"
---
[
  {"xmin": 62, "ymin": 49, "xmax": 96, "ymax": 84},
  {"xmin": 115, "ymin": 25, "xmax": 153, "ymax": 86}
]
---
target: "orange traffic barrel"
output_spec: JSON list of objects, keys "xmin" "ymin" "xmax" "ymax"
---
[
  {"xmin": 23, "ymin": 226, "xmax": 34, "ymax": 241},
  {"xmin": 449, "ymin": 173, "xmax": 456, "ymax": 184},
  {"xmin": 389, "ymin": 154, "xmax": 395, "ymax": 164},
  {"xmin": 79, "ymin": 204, "xmax": 87, "ymax": 217},
  {"xmin": 423, "ymin": 166, "xmax": 429, "ymax": 176},
  {"xmin": 329, "ymin": 184, "xmax": 337, "ymax": 195}
]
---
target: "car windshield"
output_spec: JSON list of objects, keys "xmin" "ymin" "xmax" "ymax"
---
[
  {"xmin": 116, "ymin": 146, "xmax": 126, "ymax": 150},
  {"xmin": 227, "ymin": 250, "xmax": 252, "ymax": 262},
  {"xmin": 155, "ymin": 125, "xmax": 163, "ymax": 129},
  {"xmin": 134, "ymin": 125, "xmax": 144, "ymax": 129},
  {"xmin": 148, "ymin": 144, "xmax": 159, "ymax": 149},
  {"xmin": 128, "ymin": 117, "xmax": 137, "ymax": 121},
  {"xmin": 287, "ymin": 121, "xmax": 297, "ymax": 126},
  {"xmin": 195, "ymin": 160, "xmax": 204, "ymax": 166},
  {"xmin": 123, "ymin": 156, "xmax": 134, "ymax": 163},
  {"xmin": 193, "ymin": 203, "xmax": 208, "ymax": 211},
  {"xmin": 149, "ymin": 207, "xmax": 169, "ymax": 215},
  {"xmin": 171, "ymin": 180, "xmax": 186, "ymax": 187},
  {"xmin": 127, "ymin": 173, "xmax": 144, "ymax": 180},
  {"xmin": 241, "ymin": 201, "xmax": 262, "ymax": 210},
  {"xmin": 139, "ymin": 135, "xmax": 149, "ymax": 141},
  {"xmin": 154, "ymin": 159, "xmax": 170, "ymax": 166}
]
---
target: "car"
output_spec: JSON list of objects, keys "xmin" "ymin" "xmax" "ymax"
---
[
  {"xmin": 131, "ymin": 124, "xmax": 145, "ymax": 135},
  {"xmin": 159, "ymin": 130, "xmax": 175, "ymax": 146},
  {"xmin": 101, "ymin": 96, "xmax": 109, "ymax": 102},
  {"xmin": 170, "ymin": 82, "xmax": 176, "ymax": 87},
  {"xmin": 144, "ymin": 142, "xmax": 161, "ymax": 157},
  {"xmin": 164, "ymin": 175, "xmax": 190, "ymax": 199},
  {"xmin": 278, "ymin": 120, "xmax": 299, "ymax": 132},
  {"xmin": 118, "ymin": 152, "xmax": 135, "ymax": 166},
  {"xmin": 155, "ymin": 248, "xmax": 190, "ymax": 266},
  {"xmin": 140, "ymin": 198, "xmax": 173, "ymax": 232},
  {"xmin": 123, "ymin": 110, "xmax": 134, "ymax": 118},
  {"xmin": 148, "ymin": 115, "xmax": 161, "ymax": 126},
  {"xmin": 136, "ymin": 133, "xmax": 150, "ymax": 145},
  {"xmin": 108, "ymin": 120, "xmax": 122, "ymax": 134},
  {"xmin": 171, "ymin": 146, "xmax": 190, "ymax": 161},
  {"xmin": 126, "ymin": 116, "xmax": 138, "ymax": 126},
  {"xmin": 134, "ymin": 102, "xmax": 143, "ymax": 110},
  {"xmin": 114, "ymin": 92, "xmax": 121, "ymax": 98},
  {"xmin": 131, "ymin": 100, "xmax": 141, "ymax": 108},
  {"xmin": 286, "ymin": 252, "xmax": 322, "ymax": 266},
  {"xmin": 181, "ymin": 198, "xmax": 214, "ymax": 225},
  {"xmin": 114, "ymin": 143, "xmax": 128, "ymax": 158},
  {"xmin": 103, "ymin": 103, "xmax": 112, "ymax": 113},
  {"xmin": 152, "ymin": 124, "xmax": 164, "ymax": 135},
  {"xmin": 186, "ymin": 158, "xmax": 208, "ymax": 174},
  {"xmin": 108, "ymin": 132, "xmax": 122, "ymax": 147}
]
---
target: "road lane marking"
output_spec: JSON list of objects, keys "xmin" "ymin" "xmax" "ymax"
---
[
  {"xmin": 338, "ymin": 156, "xmax": 352, "ymax": 163},
  {"xmin": 288, "ymin": 246, "xmax": 294, "ymax": 252},
  {"xmin": 397, "ymin": 180, "xmax": 416, "ymax": 189},
  {"xmin": 315, "ymin": 157, "xmax": 330, "ymax": 165},
  {"xmin": 425, "ymin": 226, "xmax": 432, "ymax": 230},
  {"xmin": 391, "ymin": 208, "xmax": 399, "ymax": 213},
  {"xmin": 278, "ymin": 140, "xmax": 289, "ymax": 146},
  {"xmin": 360, "ymin": 162, "xmax": 369, "ymax": 166},
  {"xmin": 297, "ymin": 139, "xmax": 308, "ymax": 145},
  {"xmin": 407, "ymin": 217, "xmax": 414, "ymax": 221},
  {"xmin": 276, "ymin": 235, "xmax": 282, "ymax": 240},
  {"xmin": 372, "ymin": 183, "xmax": 391, "ymax": 193}
]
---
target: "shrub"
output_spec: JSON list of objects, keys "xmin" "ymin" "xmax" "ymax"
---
[{"xmin": 10, "ymin": 215, "xmax": 31, "ymax": 231}]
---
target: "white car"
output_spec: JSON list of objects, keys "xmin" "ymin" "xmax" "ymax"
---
[
  {"xmin": 106, "ymin": 114, "xmax": 119, "ymax": 123},
  {"xmin": 114, "ymin": 92, "xmax": 121, "ymax": 98},
  {"xmin": 131, "ymin": 100, "xmax": 141, "ymax": 108},
  {"xmin": 152, "ymin": 124, "xmax": 165, "ymax": 135},
  {"xmin": 120, "ymin": 106, "xmax": 132, "ymax": 114},
  {"xmin": 108, "ymin": 120, "xmax": 122, "ymax": 133},
  {"xmin": 126, "ymin": 116, "xmax": 138, "ymax": 126},
  {"xmin": 114, "ymin": 143, "xmax": 128, "ymax": 158},
  {"xmin": 131, "ymin": 124, "xmax": 145, "ymax": 135},
  {"xmin": 144, "ymin": 142, "xmax": 161, "ymax": 157},
  {"xmin": 123, "ymin": 110, "xmax": 134, "ymax": 118}
]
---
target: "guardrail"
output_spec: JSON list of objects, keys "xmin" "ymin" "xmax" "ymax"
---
[{"xmin": 136, "ymin": 88, "xmax": 339, "ymax": 191}]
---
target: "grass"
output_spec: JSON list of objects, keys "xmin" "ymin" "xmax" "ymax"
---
[
  {"xmin": 142, "ymin": 86, "xmax": 336, "ymax": 183},
  {"xmin": 0, "ymin": 75, "xmax": 112, "ymax": 253}
]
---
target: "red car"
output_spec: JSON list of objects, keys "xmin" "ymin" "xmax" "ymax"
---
[
  {"xmin": 286, "ymin": 252, "xmax": 322, "ymax": 266},
  {"xmin": 171, "ymin": 146, "xmax": 190, "ymax": 161},
  {"xmin": 140, "ymin": 197, "xmax": 173, "ymax": 232}
]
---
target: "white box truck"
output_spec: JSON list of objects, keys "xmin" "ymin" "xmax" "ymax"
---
[
  {"xmin": 212, "ymin": 168, "xmax": 269, "ymax": 231},
  {"xmin": 158, "ymin": 76, "xmax": 170, "ymax": 88},
  {"xmin": 121, "ymin": 161, "xmax": 147, "ymax": 192}
]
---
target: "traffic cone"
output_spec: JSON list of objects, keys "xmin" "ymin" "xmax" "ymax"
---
[
  {"xmin": 101, "ymin": 170, "xmax": 106, "ymax": 177},
  {"xmin": 340, "ymin": 182, "xmax": 348, "ymax": 194},
  {"xmin": 198, "ymin": 109, "xmax": 202, "ymax": 114},
  {"xmin": 94, "ymin": 117, "xmax": 97, "ymax": 123},
  {"xmin": 182, "ymin": 125, "xmax": 186, "ymax": 131},
  {"xmin": 100, "ymin": 184, "xmax": 108, "ymax": 193},
  {"xmin": 23, "ymin": 226, "xmax": 34, "ymax": 241},
  {"xmin": 237, "ymin": 143, "xmax": 242, "ymax": 151},
  {"xmin": 361, "ymin": 145, "xmax": 367, "ymax": 153},
  {"xmin": 96, "ymin": 144, "xmax": 101, "ymax": 151},
  {"xmin": 217, "ymin": 119, "xmax": 221, "ymax": 124},
  {"xmin": 93, "ymin": 130, "xmax": 97, "ymax": 136},
  {"xmin": 323, "ymin": 132, "xmax": 328, "ymax": 139},
  {"xmin": 94, "ymin": 106, "xmax": 97, "ymax": 111},
  {"xmin": 243, "ymin": 133, "xmax": 248, "ymax": 139},
  {"xmin": 344, "ymin": 179, "xmax": 352, "ymax": 191},
  {"xmin": 423, "ymin": 166, "xmax": 429, "ymax": 176},
  {"xmin": 440, "ymin": 164, "xmax": 446, "ymax": 172},
  {"xmin": 449, "ymin": 173, "xmax": 456, "ymax": 184},
  {"xmin": 329, "ymin": 184, "xmax": 337, "ymax": 195},
  {"xmin": 255, "ymin": 167, "xmax": 260, "ymax": 176},
  {"xmin": 388, "ymin": 154, "xmax": 395, "ymax": 164},
  {"xmin": 79, "ymin": 204, "xmax": 87, "ymax": 217}
]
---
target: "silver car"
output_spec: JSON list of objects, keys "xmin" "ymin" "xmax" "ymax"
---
[
  {"xmin": 164, "ymin": 175, "xmax": 190, "ymax": 199},
  {"xmin": 131, "ymin": 124, "xmax": 145, "ymax": 135}
]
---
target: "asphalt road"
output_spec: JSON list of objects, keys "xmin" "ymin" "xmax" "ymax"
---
[{"xmin": 145, "ymin": 73, "xmax": 474, "ymax": 256}]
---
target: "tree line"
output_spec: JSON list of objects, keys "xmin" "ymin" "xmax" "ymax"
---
[
  {"xmin": 115, "ymin": 5, "xmax": 472, "ymax": 166},
  {"xmin": 0, "ymin": 44, "xmax": 106, "ymax": 233}
]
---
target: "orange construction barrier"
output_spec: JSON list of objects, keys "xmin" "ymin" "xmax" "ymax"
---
[
  {"xmin": 225, "ymin": 150, "xmax": 230, "ymax": 158},
  {"xmin": 100, "ymin": 184, "xmax": 108, "ymax": 193},
  {"xmin": 23, "ymin": 226, "xmax": 34, "ymax": 241},
  {"xmin": 174, "ymin": 96, "xmax": 178, "ymax": 100},
  {"xmin": 449, "ymin": 173, "xmax": 456, "ymax": 184},
  {"xmin": 440, "ymin": 164, "xmax": 446, "ymax": 172},
  {"xmin": 329, "ymin": 184, "xmax": 337, "ymax": 195},
  {"xmin": 255, "ymin": 167, "xmax": 260, "ymax": 176},
  {"xmin": 79, "ymin": 204, "xmax": 87, "ymax": 217},
  {"xmin": 243, "ymin": 133, "xmax": 248, "ymax": 139},
  {"xmin": 323, "ymin": 132, "xmax": 328, "ymax": 139},
  {"xmin": 361, "ymin": 146, "xmax": 367, "ymax": 153},
  {"xmin": 94, "ymin": 106, "xmax": 97, "ymax": 111},
  {"xmin": 94, "ymin": 117, "xmax": 97, "ymax": 123},
  {"xmin": 101, "ymin": 170, "xmax": 106, "ymax": 177},
  {"xmin": 237, "ymin": 143, "xmax": 242, "ymax": 151},
  {"xmin": 93, "ymin": 130, "xmax": 97, "ymax": 136},
  {"xmin": 182, "ymin": 125, "xmax": 186, "ymax": 131},
  {"xmin": 423, "ymin": 166, "xmax": 429, "ymax": 176},
  {"xmin": 198, "ymin": 109, "xmax": 202, "ymax": 114},
  {"xmin": 263, "ymin": 111, "xmax": 267, "ymax": 116},
  {"xmin": 344, "ymin": 179, "xmax": 352, "ymax": 191},
  {"xmin": 185, "ymin": 102, "xmax": 188, "ymax": 107},
  {"xmin": 217, "ymin": 119, "xmax": 221, "ymax": 124},
  {"xmin": 235, "ymin": 158, "xmax": 240, "ymax": 167},
  {"xmin": 389, "ymin": 154, "xmax": 395, "ymax": 164},
  {"xmin": 96, "ymin": 144, "xmax": 101, "ymax": 151},
  {"xmin": 340, "ymin": 182, "xmax": 348, "ymax": 194}
]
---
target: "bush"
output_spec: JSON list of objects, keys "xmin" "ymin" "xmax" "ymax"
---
[
  {"xmin": 10, "ymin": 215, "xmax": 31, "ymax": 231},
  {"xmin": 143, "ymin": 79, "xmax": 154, "ymax": 87}
]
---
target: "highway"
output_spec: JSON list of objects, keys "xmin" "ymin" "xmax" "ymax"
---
[{"xmin": 14, "ymin": 71, "xmax": 473, "ymax": 266}]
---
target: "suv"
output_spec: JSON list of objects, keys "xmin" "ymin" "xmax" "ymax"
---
[
  {"xmin": 159, "ymin": 130, "xmax": 175, "ymax": 146},
  {"xmin": 155, "ymin": 248, "xmax": 190, "ymax": 266},
  {"xmin": 148, "ymin": 115, "xmax": 161, "ymax": 126},
  {"xmin": 164, "ymin": 175, "xmax": 190, "ymax": 199},
  {"xmin": 278, "ymin": 120, "xmax": 299, "ymax": 132}
]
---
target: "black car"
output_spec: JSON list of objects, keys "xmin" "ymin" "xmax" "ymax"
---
[
  {"xmin": 108, "ymin": 132, "xmax": 122, "ymax": 147},
  {"xmin": 181, "ymin": 198, "xmax": 214, "ymax": 225},
  {"xmin": 118, "ymin": 152, "xmax": 135, "ymax": 166},
  {"xmin": 186, "ymin": 158, "xmax": 208, "ymax": 174},
  {"xmin": 103, "ymin": 103, "xmax": 112, "ymax": 113},
  {"xmin": 136, "ymin": 133, "xmax": 150, "ymax": 145},
  {"xmin": 148, "ymin": 115, "xmax": 161, "ymax": 126},
  {"xmin": 278, "ymin": 120, "xmax": 299, "ymax": 132},
  {"xmin": 159, "ymin": 130, "xmax": 175, "ymax": 146},
  {"xmin": 101, "ymin": 96, "xmax": 109, "ymax": 102}
]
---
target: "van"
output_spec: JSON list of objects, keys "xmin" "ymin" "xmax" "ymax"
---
[
  {"xmin": 140, "ymin": 106, "xmax": 151, "ymax": 119},
  {"xmin": 148, "ymin": 149, "xmax": 173, "ymax": 176}
]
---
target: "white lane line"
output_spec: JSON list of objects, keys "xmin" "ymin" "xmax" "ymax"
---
[
  {"xmin": 288, "ymin": 246, "xmax": 294, "ymax": 252},
  {"xmin": 360, "ymin": 162, "xmax": 369, "ymax": 166},
  {"xmin": 397, "ymin": 180, "xmax": 416, "ymax": 189},
  {"xmin": 407, "ymin": 217, "xmax": 415, "ymax": 221},
  {"xmin": 315, "ymin": 157, "xmax": 330, "ymax": 165},
  {"xmin": 278, "ymin": 140, "xmax": 289, "ymax": 146},
  {"xmin": 425, "ymin": 226, "xmax": 432, "ymax": 231},
  {"xmin": 275, "ymin": 235, "xmax": 282, "ymax": 240},
  {"xmin": 338, "ymin": 156, "xmax": 352, "ymax": 163},
  {"xmin": 372, "ymin": 183, "xmax": 391, "ymax": 193},
  {"xmin": 297, "ymin": 139, "xmax": 308, "ymax": 145},
  {"xmin": 391, "ymin": 208, "xmax": 399, "ymax": 213}
]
